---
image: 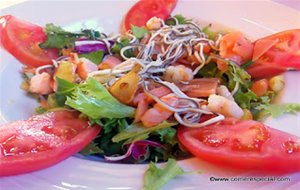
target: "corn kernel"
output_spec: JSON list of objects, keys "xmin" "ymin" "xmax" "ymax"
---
[
  {"xmin": 269, "ymin": 75, "xmax": 285, "ymax": 92},
  {"xmin": 241, "ymin": 109, "xmax": 253, "ymax": 120}
]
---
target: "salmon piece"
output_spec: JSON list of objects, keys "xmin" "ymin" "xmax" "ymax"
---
[
  {"xmin": 178, "ymin": 78, "xmax": 219, "ymax": 98},
  {"xmin": 29, "ymin": 72, "xmax": 53, "ymax": 95},
  {"xmin": 77, "ymin": 58, "xmax": 98, "ymax": 80},
  {"xmin": 134, "ymin": 100, "xmax": 149, "ymax": 123},
  {"xmin": 146, "ymin": 86, "xmax": 171, "ymax": 102},
  {"xmin": 132, "ymin": 92, "xmax": 147, "ymax": 106},
  {"xmin": 98, "ymin": 55, "xmax": 122, "ymax": 69},
  {"xmin": 219, "ymin": 32, "xmax": 253, "ymax": 64},
  {"xmin": 133, "ymin": 86, "xmax": 171, "ymax": 106},
  {"xmin": 141, "ymin": 108, "xmax": 164, "ymax": 127}
]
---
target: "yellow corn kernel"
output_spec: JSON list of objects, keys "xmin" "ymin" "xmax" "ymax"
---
[
  {"xmin": 269, "ymin": 75, "xmax": 285, "ymax": 92},
  {"xmin": 241, "ymin": 109, "xmax": 253, "ymax": 120}
]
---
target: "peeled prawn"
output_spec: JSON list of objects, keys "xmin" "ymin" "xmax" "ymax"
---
[
  {"xmin": 207, "ymin": 94, "xmax": 243, "ymax": 119},
  {"xmin": 164, "ymin": 65, "xmax": 193, "ymax": 83},
  {"xmin": 29, "ymin": 72, "xmax": 53, "ymax": 95}
]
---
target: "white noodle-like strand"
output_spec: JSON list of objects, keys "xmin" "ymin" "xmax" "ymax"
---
[
  {"xmin": 174, "ymin": 113, "xmax": 225, "ymax": 128},
  {"xmin": 35, "ymin": 65, "xmax": 54, "ymax": 75}
]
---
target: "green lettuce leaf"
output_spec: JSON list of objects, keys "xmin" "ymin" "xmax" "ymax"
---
[
  {"xmin": 257, "ymin": 103, "xmax": 300, "ymax": 118},
  {"xmin": 92, "ymin": 118, "xmax": 129, "ymax": 134},
  {"xmin": 165, "ymin": 14, "xmax": 190, "ymax": 25},
  {"xmin": 202, "ymin": 25, "xmax": 219, "ymax": 40},
  {"xmin": 154, "ymin": 127, "xmax": 177, "ymax": 146},
  {"xmin": 112, "ymin": 121, "xmax": 177, "ymax": 143},
  {"xmin": 40, "ymin": 24, "xmax": 82, "ymax": 49},
  {"xmin": 56, "ymin": 77, "xmax": 77, "ymax": 95},
  {"xmin": 131, "ymin": 25, "xmax": 148, "ymax": 38},
  {"xmin": 80, "ymin": 142, "xmax": 103, "ymax": 155},
  {"xmin": 40, "ymin": 23, "xmax": 101, "ymax": 49},
  {"xmin": 78, "ymin": 50, "xmax": 104, "ymax": 65},
  {"xmin": 234, "ymin": 89, "xmax": 258, "ymax": 109},
  {"xmin": 66, "ymin": 77, "xmax": 135, "ymax": 119},
  {"xmin": 110, "ymin": 38, "xmax": 133, "ymax": 57},
  {"xmin": 143, "ymin": 159, "xmax": 185, "ymax": 190}
]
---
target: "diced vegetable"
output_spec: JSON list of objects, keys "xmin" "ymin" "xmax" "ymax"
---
[
  {"xmin": 54, "ymin": 61, "xmax": 76, "ymax": 82},
  {"xmin": 109, "ymin": 70, "xmax": 140, "ymax": 104}
]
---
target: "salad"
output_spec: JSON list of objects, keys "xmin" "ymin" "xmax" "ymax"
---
[{"xmin": 0, "ymin": 0, "xmax": 300, "ymax": 189}]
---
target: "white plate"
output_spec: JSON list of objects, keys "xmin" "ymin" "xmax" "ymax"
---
[{"xmin": 0, "ymin": 1, "xmax": 300, "ymax": 190}]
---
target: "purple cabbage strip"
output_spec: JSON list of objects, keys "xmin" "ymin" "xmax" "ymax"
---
[
  {"xmin": 104, "ymin": 140, "xmax": 163, "ymax": 162},
  {"xmin": 131, "ymin": 140, "xmax": 162, "ymax": 160},
  {"xmin": 74, "ymin": 40, "xmax": 113, "ymax": 54}
]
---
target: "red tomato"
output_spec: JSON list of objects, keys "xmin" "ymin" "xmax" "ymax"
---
[
  {"xmin": 0, "ymin": 15, "xmax": 59, "ymax": 67},
  {"xmin": 245, "ymin": 63, "xmax": 286, "ymax": 79},
  {"xmin": 124, "ymin": 0, "xmax": 178, "ymax": 31},
  {"xmin": 177, "ymin": 118, "xmax": 300, "ymax": 173},
  {"xmin": 247, "ymin": 29, "xmax": 300, "ymax": 78},
  {"xmin": 0, "ymin": 110, "xmax": 100, "ymax": 176}
]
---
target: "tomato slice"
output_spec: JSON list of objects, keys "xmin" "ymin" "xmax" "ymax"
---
[
  {"xmin": 177, "ymin": 118, "xmax": 300, "ymax": 173},
  {"xmin": 0, "ymin": 15, "xmax": 59, "ymax": 67},
  {"xmin": 124, "ymin": 0, "xmax": 178, "ymax": 31},
  {"xmin": 0, "ymin": 110, "xmax": 100, "ymax": 176},
  {"xmin": 247, "ymin": 29, "xmax": 300, "ymax": 78}
]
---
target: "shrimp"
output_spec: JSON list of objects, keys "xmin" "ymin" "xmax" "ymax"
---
[
  {"xmin": 207, "ymin": 94, "xmax": 243, "ymax": 119},
  {"xmin": 216, "ymin": 85, "xmax": 234, "ymax": 101},
  {"xmin": 164, "ymin": 65, "xmax": 193, "ymax": 83},
  {"xmin": 146, "ymin": 16, "xmax": 162, "ymax": 30},
  {"xmin": 29, "ymin": 72, "xmax": 53, "ymax": 95}
]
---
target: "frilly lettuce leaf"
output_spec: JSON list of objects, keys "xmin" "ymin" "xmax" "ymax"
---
[
  {"xmin": 143, "ymin": 159, "xmax": 186, "ymax": 190},
  {"xmin": 65, "ymin": 77, "xmax": 135, "ymax": 119},
  {"xmin": 112, "ymin": 121, "xmax": 177, "ymax": 144},
  {"xmin": 257, "ymin": 103, "xmax": 300, "ymax": 118}
]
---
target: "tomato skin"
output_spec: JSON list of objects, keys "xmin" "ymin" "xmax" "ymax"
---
[
  {"xmin": 247, "ymin": 29, "xmax": 300, "ymax": 78},
  {"xmin": 246, "ymin": 63, "xmax": 286, "ymax": 79},
  {"xmin": 177, "ymin": 118, "xmax": 300, "ymax": 173},
  {"xmin": 0, "ymin": 15, "xmax": 59, "ymax": 67},
  {"xmin": 124, "ymin": 0, "xmax": 178, "ymax": 31},
  {"xmin": 0, "ymin": 110, "xmax": 101, "ymax": 176}
]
